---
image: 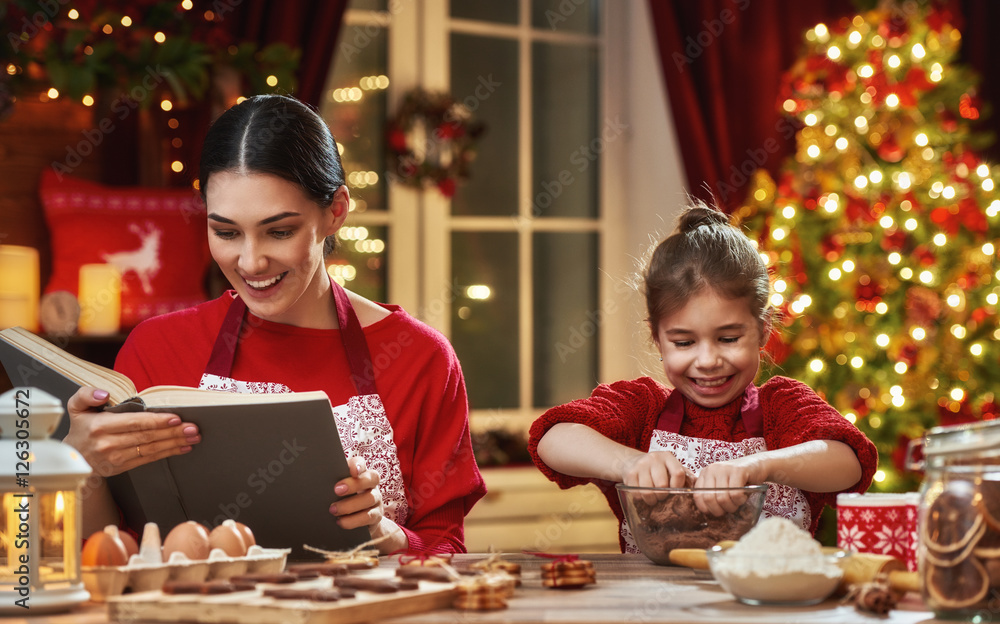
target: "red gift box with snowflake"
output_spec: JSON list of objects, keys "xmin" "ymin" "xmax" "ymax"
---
[{"xmin": 837, "ymin": 492, "xmax": 920, "ymax": 572}]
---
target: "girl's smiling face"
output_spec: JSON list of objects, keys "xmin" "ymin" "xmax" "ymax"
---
[
  {"xmin": 654, "ymin": 289, "xmax": 767, "ymax": 409},
  {"xmin": 206, "ymin": 171, "xmax": 347, "ymax": 328}
]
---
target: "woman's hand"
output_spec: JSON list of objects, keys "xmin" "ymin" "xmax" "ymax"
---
[
  {"xmin": 692, "ymin": 456, "xmax": 767, "ymax": 516},
  {"xmin": 330, "ymin": 456, "xmax": 406, "ymax": 554},
  {"xmin": 62, "ymin": 386, "xmax": 201, "ymax": 478}
]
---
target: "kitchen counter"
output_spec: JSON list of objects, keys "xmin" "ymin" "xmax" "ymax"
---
[{"xmin": 10, "ymin": 553, "xmax": 943, "ymax": 624}]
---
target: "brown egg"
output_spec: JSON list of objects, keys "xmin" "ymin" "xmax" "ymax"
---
[
  {"xmin": 82, "ymin": 527, "xmax": 129, "ymax": 567},
  {"xmin": 208, "ymin": 523, "xmax": 247, "ymax": 557},
  {"xmin": 119, "ymin": 531, "xmax": 140, "ymax": 558},
  {"xmin": 162, "ymin": 521, "xmax": 211, "ymax": 561},
  {"xmin": 234, "ymin": 522, "xmax": 256, "ymax": 547}
]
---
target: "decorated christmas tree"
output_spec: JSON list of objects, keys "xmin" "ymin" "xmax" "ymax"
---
[{"xmin": 737, "ymin": 2, "xmax": 998, "ymax": 490}]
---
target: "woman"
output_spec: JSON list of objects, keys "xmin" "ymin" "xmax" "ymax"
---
[{"xmin": 64, "ymin": 94, "xmax": 486, "ymax": 554}]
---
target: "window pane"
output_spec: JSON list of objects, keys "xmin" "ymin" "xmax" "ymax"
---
[
  {"xmin": 451, "ymin": 232, "xmax": 519, "ymax": 409},
  {"xmin": 450, "ymin": 34, "xmax": 519, "ymax": 216},
  {"xmin": 450, "ymin": 0, "xmax": 517, "ymax": 24},
  {"xmin": 533, "ymin": 232, "xmax": 598, "ymax": 406},
  {"xmin": 321, "ymin": 24, "xmax": 388, "ymax": 215},
  {"xmin": 532, "ymin": 42, "xmax": 599, "ymax": 218},
  {"xmin": 330, "ymin": 225, "xmax": 388, "ymax": 303},
  {"xmin": 531, "ymin": 0, "xmax": 600, "ymax": 34}
]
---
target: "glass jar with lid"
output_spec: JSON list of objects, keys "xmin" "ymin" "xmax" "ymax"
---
[{"xmin": 906, "ymin": 419, "xmax": 1000, "ymax": 620}]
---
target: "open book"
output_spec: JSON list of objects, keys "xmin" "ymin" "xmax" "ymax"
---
[
  {"xmin": 0, "ymin": 326, "xmax": 370, "ymax": 559},
  {"xmin": 0, "ymin": 326, "xmax": 277, "ymax": 413}
]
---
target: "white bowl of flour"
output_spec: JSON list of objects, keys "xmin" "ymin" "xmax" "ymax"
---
[{"xmin": 706, "ymin": 517, "xmax": 845, "ymax": 606}]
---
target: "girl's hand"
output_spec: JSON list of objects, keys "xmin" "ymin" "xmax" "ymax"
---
[
  {"xmin": 693, "ymin": 456, "xmax": 767, "ymax": 515},
  {"xmin": 330, "ymin": 456, "xmax": 406, "ymax": 553},
  {"xmin": 63, "ymin": 387, "xmax": 200, "ymax": 478},
  {"xmin": 621, "ymin": 450, "xmax": 693, "ymax": 489}
]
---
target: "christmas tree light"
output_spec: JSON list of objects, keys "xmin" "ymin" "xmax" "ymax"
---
[{"xmin": 738, "ymin": 2, "xmax": 998, "ymax": 490}]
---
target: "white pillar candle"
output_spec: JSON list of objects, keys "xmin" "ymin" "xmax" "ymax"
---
[
  {"xmin": 0, "ymin": 245, "xmax": 40, "ymax": 331},
  {"xmin": 77, "ymin": 264, "xmax": 121, "ymax": 336}
]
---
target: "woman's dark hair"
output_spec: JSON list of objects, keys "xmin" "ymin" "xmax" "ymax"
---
[
  {"xmin": 199, "ymin": 94, "xmax": 345, "ymax": 210},
  {"xmin": 643, "ymin": 200, "xmax": 771, "ymax": 341}
]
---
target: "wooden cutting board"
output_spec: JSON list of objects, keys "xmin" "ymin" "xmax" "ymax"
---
[{"xmin": 106, "ymin": 571, "xmax": 458, "ymax": 624}]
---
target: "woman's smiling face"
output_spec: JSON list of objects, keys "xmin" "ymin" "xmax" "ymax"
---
[
  {"xmin": 654, "ymin": 289, "xmax": 766, "ymax": 409},
  {"xmin": 206, "ymin": 171, "xmax": 345, "ymax": 327}
]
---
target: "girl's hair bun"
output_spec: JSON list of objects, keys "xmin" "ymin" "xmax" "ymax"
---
[{"xmin": 676, "ymin": 202, "xmax": 730, "ymax": 233}]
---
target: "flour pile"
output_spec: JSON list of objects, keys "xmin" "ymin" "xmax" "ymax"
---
[{"xmin": 712, "ymin": 517, "xmax": 841, "ymax": 578}]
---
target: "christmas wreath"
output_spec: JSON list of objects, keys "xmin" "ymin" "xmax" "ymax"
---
[{"xmin": 386, "ymin": 88, "xmax": 486, "ymax": 197}]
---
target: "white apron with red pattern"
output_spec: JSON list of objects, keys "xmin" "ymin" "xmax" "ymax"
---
[
  {"xmin": 197, "ymin": 279, "xmax": 410, "ymax": 527},
  {"xmin": 620, "ymin": 384, "xmax": 809, "ymax": 553}
]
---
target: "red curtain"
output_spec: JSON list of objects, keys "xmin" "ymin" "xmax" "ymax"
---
[
  {"xmin": 957, "ymin": 0, "xmax": 1000, "ymax": 163},
  {"xmin": 646, "ymin": 0, "xmax": 857, "ymax": 211},
  {"xmin": 222, "ymin": 0, "xmax": 350, "ymax": 108},
  {"xmin": 101, "ymin": 0, "xmax": 348, "ymax": 187}
]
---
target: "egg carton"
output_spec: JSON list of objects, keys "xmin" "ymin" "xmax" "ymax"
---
[{"xmin": 82, "ymin": 522, "xmax": 289, "ymax": 602}]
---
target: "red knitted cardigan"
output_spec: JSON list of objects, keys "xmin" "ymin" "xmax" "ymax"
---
[{"xmin": 527, "ymin": 376, "xmax": 878, "ymax": 544}]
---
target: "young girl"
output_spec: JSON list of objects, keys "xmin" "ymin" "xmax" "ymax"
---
[{"xmin": 529, "ymin": 202, "xmax": 877, "ymax": 551}]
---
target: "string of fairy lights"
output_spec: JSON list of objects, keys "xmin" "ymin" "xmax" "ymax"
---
[
  {"xmin": 4, "ymin": 0, "xmax": 393, "ymax": 289},
  {"xmin": 8, "ymin": 0, "xmax": 287, "ymax": 180},
  {"xmin": 323, "ymin": 72, "xmax": 391, "ymax": 287},
  {"xmin": 739, "ymin": 6, "xmax": 1000, "ymax": 488}
]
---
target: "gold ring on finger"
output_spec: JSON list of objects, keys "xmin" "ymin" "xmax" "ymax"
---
[{"xmin": 136, "ymin": 445, "xmax": 142, "ymax": 458}]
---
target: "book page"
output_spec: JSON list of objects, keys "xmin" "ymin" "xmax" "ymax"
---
[
  {"xmin": 137, "ymin": 386, "xmax": 332, "ymax": 407},
  {"xmin": 0, "ymin": 327, "xmax": 136, "ymax": 403}
]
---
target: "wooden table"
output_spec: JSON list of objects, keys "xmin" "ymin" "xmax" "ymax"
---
[
  {"xmin": 392, "ymin": 554, "xmax": 941, "ymax": 624},
  {"xmin": 10, "ymin": 553, "xmax": 944, "ymax": 624}
]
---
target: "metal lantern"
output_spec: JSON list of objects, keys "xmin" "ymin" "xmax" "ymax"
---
[{"xmin": 0, "ymin": 387, "xmax": 92, "ymax": 613}]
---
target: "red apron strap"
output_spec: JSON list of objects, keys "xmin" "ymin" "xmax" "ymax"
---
[
  {"xmin": 204, "ymin": 295, "xmax": 247, "ymax": 377},
  {"xmin": 331, "ymin": 278, "xmax": 379, "ymax": 396},
  {"xmin": 655, "ymin": 389, "xmax": 686, "ymax": 433},
  {"xmin": 655, "ymin": 384, "xmax": 764, "ymax": 437},
  {"xmin": 202, "ymin": 282, "xmax": 379, "ymax": 397},
  {"xmin": 739, "ymin": 384, "xmax": 764, "ymax": 437}
]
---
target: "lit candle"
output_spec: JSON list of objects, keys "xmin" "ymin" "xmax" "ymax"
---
[
  {"xmin": 77, "ymin": 264, "xmax": 121, "ymax": 335},
  {"xmin": 0, "ymin": 245, "xmax": 40, "ymax": 331},
  {"xmin": 53, "ymin": 491, "xmax": 64, "ymax": 548}
]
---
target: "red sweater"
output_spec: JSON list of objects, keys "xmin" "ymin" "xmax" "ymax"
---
[
  {"xmin": 528, "ymin": 376, "xmax": 878, "ymax": 539},
  {"xmin": 115, "ymin": 292, "xmax": 486, "ymax": 553}
]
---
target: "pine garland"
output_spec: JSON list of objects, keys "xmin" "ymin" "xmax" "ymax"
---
[{"xmin": 1, "ymin": 0, "xmax": 298, "ymax": 111}]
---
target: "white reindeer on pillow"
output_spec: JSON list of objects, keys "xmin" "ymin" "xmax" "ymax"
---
[{"xmin": 102, "ymin": 221, "xmax": 162, "ymax": 295}]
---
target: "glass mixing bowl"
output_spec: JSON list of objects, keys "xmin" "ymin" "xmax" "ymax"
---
[{"xmin": 616, "ymin": 483, "xmax": 766, "ymax": 565}]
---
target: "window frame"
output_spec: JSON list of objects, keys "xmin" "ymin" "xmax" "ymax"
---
[{"xmin": 335, "ymin": 0, "xmax": 634, "ymax": 433}]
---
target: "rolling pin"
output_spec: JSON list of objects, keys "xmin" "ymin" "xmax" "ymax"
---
[
  {"xmin": 839, "ymin": 553, "xmax": 920, "ymax": 594},
  {"xmin": 666, "ymin": 541, "xmax": 737, "ymax": 569},
  {"xmin": 668, "ymin": 547, "xmax": 920, "ymax": 594}
]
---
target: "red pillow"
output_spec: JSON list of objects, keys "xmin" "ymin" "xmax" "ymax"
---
[{"xmin": 40, "ymin": 170, "xmax": 211, "ymax": 329}]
